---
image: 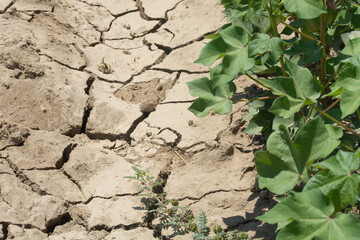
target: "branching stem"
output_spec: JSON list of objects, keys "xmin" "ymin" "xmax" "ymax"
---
[
  {"xmin": 266, "ymin": 4, "xmax": 288, "ymax": 77},
  {"xmin": 232, "ymin": 96, "xmax": 278, "ymax": 102},
  {"xmin": 245, "ymin": 73, "xmax": 269, "ymax": 89},
  {"xmin": 323, "ymin": 98, "xmax": 340, "ymax": 113},
  {"xmin": 280, "ymin": 21, "xmax": 318, "ymax": 42},
  {"xmin": 310, "ymin": 104, "xmax": 360, "ymax": 138}
]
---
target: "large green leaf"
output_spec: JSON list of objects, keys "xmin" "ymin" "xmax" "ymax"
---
[
  {"xmin": 285, "ymin": 39, "xmax": 322, "ymax": 64},
  {"xmin": 284, "ymin": 0, "xmax": 326, "ymax": 19},
  {"xmin": 195, "ymin": 25, "xmax": 254, "ymax": 80},
  {"xmin": 305, "ymin": 151, "xmax": 360, "ymax": 211},
  {"xmin": 187, "ymin": 77, "xmax": 236, "ymax": 117},
  {"xmin": 258, "ymin": 190, "xmax": 360, "ymax": 240},
  {"xmin": 255, "ymin": 118, "xmax": 340, "ymax": 194},
  {"xmin": 248, "ymin": 33, "xmax": 284, "ymax": 61},
  {"xmin": 261, "ymin": 59, "xmax": 321, "ymax": 117},
  {"xmin": 341, "ymin": 37, "xmax": 360, "ymax": 57},
  {"xmin": 194, "ymin": 37, "xmax": 226, "ymax": 66},
  {"xmin": 269, "ymin": 97, "xmax": 303, "ymax": 118},
  {"xmin": 330, "ymin": 64, "xmax": 360, "ymax": 117},
  {"xmin": 261, "ymin": 59, "xmax": 321, "ymax": 101},
  {"xmin": 255, "ymin": 150, "xmax": 300, "ymax": 194},
  {"xmin": 244, "ymin": 110, "xmax": 274, "ymax": 134}
]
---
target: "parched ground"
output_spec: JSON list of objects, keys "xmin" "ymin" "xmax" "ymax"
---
[{"xmin": 0, "ymin": 0, "xmax": 276, "ymax": 239}]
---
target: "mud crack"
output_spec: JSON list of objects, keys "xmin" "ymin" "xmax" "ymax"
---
[
  {"xmin": 46, "ymin": 212, "xmax": 72, "ymax": 234},
  {"xmin": 90, "ymin": 222, "xmax": 142, "ymax": 233},
  {"xmin": 0, "ymin": 0, "xmax": 14, "ymax": 14},
  {"xmin": 157, "ymin": 127, "xmax": 182, "ymax": 147},
  {"xmin": 151, "ymin": 67, "xmax": 209, "ymax": 75},
  {"xmin": 177, "ymin": 189, "xmax": 250, "ymax": 203},
  {"xmin": 38, "ymin": 52, "xmax": 86, "ymax": 71},
  {"xmin": 56, "ymin": 143, "xmax": 78, "ymax": 169},
  {"xmin": 80, "ymin": 76, "xmax": 95, "ymax": 134},
  {"xmin": 1, "ymin": 223, "xmax": 8, "ymax": 239},
  {"xmin": 124, "ymin": 112, "xmax": 150, "ymax": 144},
  {"xmin": 4, "ymin": 158, "xmax": 52, "ymax": 196}
]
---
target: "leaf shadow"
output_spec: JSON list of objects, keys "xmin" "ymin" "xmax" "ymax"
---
[{"xmin": 221, "ymin": 191, "xmax": 277, "ymax": 240}]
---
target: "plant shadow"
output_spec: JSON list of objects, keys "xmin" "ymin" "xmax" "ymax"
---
[{"xmin": 222, "ymin": 191, "xmax": 277, "ymax": 240}]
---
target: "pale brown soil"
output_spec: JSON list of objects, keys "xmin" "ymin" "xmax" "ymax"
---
[{"xmin": 0, "ymin": 0, "xmax": 276, "ymax": 239}]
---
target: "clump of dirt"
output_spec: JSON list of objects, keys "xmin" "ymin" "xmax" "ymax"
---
[
  {"xmin": 0, "ymin": 121, "xmax": 30, "ymax": 149},
  {"xmin": 115, "ymin": 78, "xmax": 174, "ymax": 112}
]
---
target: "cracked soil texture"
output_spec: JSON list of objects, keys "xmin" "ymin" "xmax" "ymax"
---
[{"xmin": 0, "ymin": 0, "xmax": 276, "ymax": 239}]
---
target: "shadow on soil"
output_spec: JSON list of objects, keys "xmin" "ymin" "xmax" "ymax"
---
[{"xmin": 223, "ymin": 192, "xmax": 277, "ymax": 240}]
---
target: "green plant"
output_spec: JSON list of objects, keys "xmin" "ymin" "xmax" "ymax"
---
[
  {"xmin": 187, "ymin": 0, "xmax": 360, "ymax": 238},
  {"xmin": 125, "ymin": 167, "xmax": 250, "ymax": 240},
  {"xmin": 98, "ymin": 57, "xmax": 112, "ymax": 74}
]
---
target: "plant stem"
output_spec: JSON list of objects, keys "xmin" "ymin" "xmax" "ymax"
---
[
  {"xmin": 320, "ymin": 1, "xmax": 327, "ymax": 85},
  {"xmin": 336, "ymin": 0, "xmax": 344, "ymax": 7},
  {"xmin": 357, "ymin": 108, "xmax": 360, "ymax": 121},
  {"xmin": 280, "ymin": 20, "xmax": 318, "ymax": 42},
  {"xmin": 323, "ymin": 98, "xmax": 340, "ymax": 113},
  {"xmin": 310, "ymin": 104, "xmax": 360, "ymax": 138},
  {"xmin": 279, "ymin": 58, "xmax": 288, "ymax": 77},
  {"xmin": 245, "ymin": 73, "xmax": 268, "ymax": 89},
  {"xmin": 266, "ymin": 4, "xmax": 288, "ymax": 77},
  {"xmin": 232, "ymin": 96, "xmax": 278, "ymax": 102},
  {"xmin": 307, "ymin": 107, "xmax": 314, "ymax": 121},
  {"xmin": 341, "ymin": 143, "xmax": 355, "ymax": 152}
]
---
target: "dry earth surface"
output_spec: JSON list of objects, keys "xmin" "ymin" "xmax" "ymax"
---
[{"xmin": 0, "ymin": 0, "xmax": 276, "ymax": 239}]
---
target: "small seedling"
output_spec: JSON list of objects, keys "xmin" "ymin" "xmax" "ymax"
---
[
  {"xmin": 125, "ymin": 167, "xmax": 251, "ymax": 239},
  {"xmin": 98, "ymin": 57, "xmax": 112, "ymax": 74}
]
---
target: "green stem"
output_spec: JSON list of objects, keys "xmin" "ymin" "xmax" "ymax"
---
[
  {"xmin": 310, "ymin": 104, "xmax": 360, "ymax": 138},
  {"xmin": 280, "ymin": 20, "xmax": 318, "ymax": 42},
  {"xmin": 266, "ymin": 4, "xmax": 288, "ymax": 77},
  {"xmin": 323, "ymin": 98, "xmax": 340, "ymax": 113},
  {"xmin": 245, "ymin": 73, "xmax": 269, "ymax": 89},
  {"xmin": 336, "ymin": 0, "xmax": 344, "ymax": 7},
  {"xmin": 307, "ymin": 107, "xmax": 314, "ymax": 121},
  {"xmin": 232, "ymin": 96, "xmax": 278, "ymax": 102},
  {"xmin": 320, "ymin": 10, "xmax": 327, "ymax": 85},
  {"xmin": 357, "ymin": 108, "xmax": 360, "ymax": 121},
  {"xmin": 341, "ymin": 143, "xmax": 355, "ymax": 152},
  {"xmin": 279, "ymin": 125, "xmax": 309, "ymax": 182}
]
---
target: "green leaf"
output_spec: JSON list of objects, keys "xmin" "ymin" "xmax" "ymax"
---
[
  {"xmin": 284, "ymin": 59, "xmax": 321, "ymax": 101},
  {"xmin": 221, "ymin": 46, "xmax": 254, "ymax": 75},
  {"xmin": 269, "ymin": 97, "xmax": 303, "ymax": 118},
  {"xmin": 255, "ymin": 118, "xmax": 340, "ymax": 194},
  {"xmin": 255, "ymin": 150, "xmax": 300, "ymax": 194},
  {"xmin": 195, "ymin": 25, "xmax": 254, "ymax": 76},
  {"xmin": 187, "ymin": 77, "xmax": 213, "ymax": 100},
  {"xmin": 187, "ymin": 77, "xmax": 236, "ymax": 117},
  {"xmin": 248, "ymin": 34, "xmax": 283, "ymax": 61},
  {"xmin": 219, "ymin": 24, "xmax": 249, "ymax": 47},
  {"xmin": 244, "ymin": 110, "xmax": 274, "ymax": 134},
  {"xmin": 331, "ymin": 64, "xmax": 360, "ymax": 118},
  {"xmin": 335, "ymin": 10, "xmax": 352, "ymax": 26},
  {"xmin": 305, "ymin": 151, "xmax": 360, "ymax": 211},
  {"xmin": 340, "ymin": 88, "xmax": 360, "ymax": 118},
  {"xmin": 195, "ymin": 37, "xmax": 226, "ymax": 66},
  {"xmin": 248, "ymin": 33, "xmax": 270, "ymax": 56},
  {"xmin": 284, "ymin": 0, "xmax": 326, "ymax": 19},
  {"xmin": 269, "ymin": 37, "xmax": 284, "ymax": 61},
  {"xmin": 261, "ymin": 59, "xmax": 321, "ymax": 103},
  {"xmin": 341, "ymin": 37, "xmax": 360, "ymax": 57},
  {"xmin": 258, "ymin": 190, "xmax": 360, "ymax": 240},
  {"xmin": 285, "ymin": 39, "xmax": 322, "ymax": 64}
]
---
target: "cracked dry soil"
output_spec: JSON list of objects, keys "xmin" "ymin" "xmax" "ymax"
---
[{"xmin": 0, "ymin": 0, "xmax": 276, "ymax": 239}]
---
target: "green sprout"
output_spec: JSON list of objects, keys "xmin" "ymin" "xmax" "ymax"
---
[{"xmin": 98, "ymin": 57, "xmax": 112, "ymax": 74}]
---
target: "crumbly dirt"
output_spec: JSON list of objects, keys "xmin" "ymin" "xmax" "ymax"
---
[{"xmin": 0, "ymin": 0, "xmax": 276, "ymax": 239}]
